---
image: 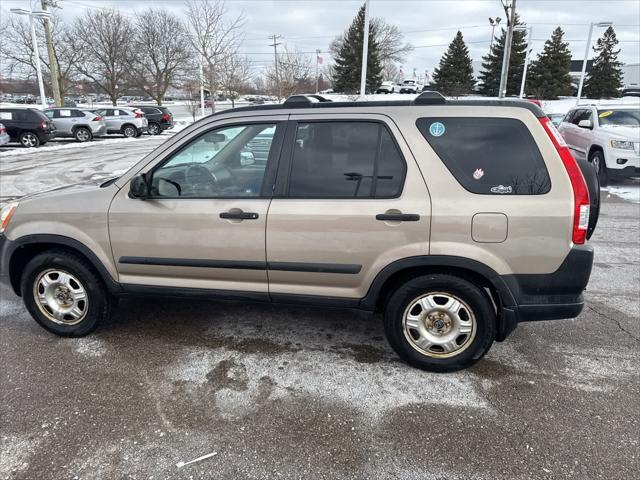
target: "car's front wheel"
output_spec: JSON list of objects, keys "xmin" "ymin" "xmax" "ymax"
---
[
  {"xmin": 384, "ymin": 274, "xmax": 496, "ymax": 372},
  {"xmin": 21, "ymin": 250, "xmax": 114, "ymax": 337},
  {"xmin": 19, "ymin": 131, "xmax": 40, "ymax": 148},
  {"xmin": 590, "ymin": 150, "xmax": 608, "ymax": 187}
]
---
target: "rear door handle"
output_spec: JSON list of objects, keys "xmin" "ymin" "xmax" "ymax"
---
[
  {"xmin": 376, "ymin": 213, "xmax": 420, "ymax": 222},
  {"xmin": 220, "ymin": 210, "xmax": 259, "ymax": 220}
]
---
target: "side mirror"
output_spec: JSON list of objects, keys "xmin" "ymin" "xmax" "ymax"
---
[
  {"xmin": 578, "ymin": 119, "xmax": 593, "ymax": 129},
  {"xmin": 240, "ymin": 151, "xmax": 255, "ymax": 166},
  {"xmin": 129, "ymin": 174, "xmax": 149, "ymax": 199}
]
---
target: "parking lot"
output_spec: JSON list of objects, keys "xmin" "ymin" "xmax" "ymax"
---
[{"xmin": 1, "ymin": 136, "xmax": 638, "ymax": 479}]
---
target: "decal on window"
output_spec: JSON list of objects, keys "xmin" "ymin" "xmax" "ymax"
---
[
  {"xmin": 490, "ymin": 185, "xmax": 513, "ymax": 194},
  {"xmin": 429, "ymin": 122, "xmax": 445, "ymax": 137},
  {"xmin": 473, "ymin": 168, "xmax": 484, "ymax": 180}
]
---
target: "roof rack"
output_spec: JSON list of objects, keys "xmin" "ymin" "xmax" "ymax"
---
[
  {"xmin": 283, "ymin": 91, "xmax": 446, "ymax": 107},
  {"xmin": 283, "ymin": 94, "xmax": 332, "ymax": 105}
]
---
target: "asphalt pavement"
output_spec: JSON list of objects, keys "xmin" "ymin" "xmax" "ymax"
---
[{"xmin": 1, "ymin": 136, "xmax": 639, "ymax": 480}]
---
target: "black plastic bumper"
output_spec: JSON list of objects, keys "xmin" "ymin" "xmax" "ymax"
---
[
  {"xmin": 0, "ymin": 234, "xmax": 10, "ymax": 288},
  {"xmin": 609, "ymin": 165, "xmax": 640, "ymax": 179},
  {"xmin": 502, "ymin": 244, "xmax": 594, "ymax": 324}
]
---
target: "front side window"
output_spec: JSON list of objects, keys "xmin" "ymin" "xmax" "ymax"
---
[
  {"xmin": 288, "ymin": 121, "xmax": 405, "ymax": 198},
  {"xmin": 150, "ymin": 123, "xmax": 277, "ymax": 198},
  {"xmin": 417, "ymin": 117, "xmax": 551, "ymax": 195}
]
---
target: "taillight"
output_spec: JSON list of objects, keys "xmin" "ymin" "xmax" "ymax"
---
[
  {"xmin": 134, "ymin": 110, "xmax": 142, "ymax": 118},
  {"xmin": 539, "ymin": 117, "xmax": 590, "ymax": 244},
  {"xmin": 161, "ymin": 114, "xmax": 170, "ymax": 121},
  {"xmin": 0, "ymin": 126, "xmax": 5, "ymax": 134},
  {"xmin": 93, "ymin": 115, "xmax": 102, "ymax": 121},
  {"xmin": 40, "ymin": 121, "xmax": 47, "ymax": 129}
]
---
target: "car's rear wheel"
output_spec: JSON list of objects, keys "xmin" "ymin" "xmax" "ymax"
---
[
  {"xmin": 19, "ymin": 132, "xmax": 40, "ymax": 148},
  {"xmin": 147, "ymin": 122, "xmax": 161, "ymax": 135},
  {"xmin": 122, "ymin": 125, "xmax": 137, "ymax": 138},
  {"xmin": 21, "ymin": 250, "xmax": 113, "ymax": 337},
  {"xmin": 384, "ymin": 274, "xmax": 496, "ymax": 372},
  {"xmin": 590, "ymin": 150, "xmax": 608, "ymax": 187},
  {"xmin": 74, "ymin": 127, "xmax": 92, "ymax": 142}
]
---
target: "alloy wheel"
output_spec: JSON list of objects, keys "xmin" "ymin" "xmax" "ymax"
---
[{"xmin": 33, "ymin": 269, "xmax": 89, "ymax": 326}]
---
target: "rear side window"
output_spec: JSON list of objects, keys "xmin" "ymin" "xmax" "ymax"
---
[
  {"xmin": 288, "ymin": 121, "xmax": 406, "ymax": 198},
  {"xmin": 416, "ymin": 117, "xmax": 551, "ymax": 195}
]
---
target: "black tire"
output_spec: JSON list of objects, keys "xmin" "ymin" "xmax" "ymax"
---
[
  {"xmin": 148, "ymin": 122, "xmax": 161, "ymax": 135},
  {"xmin": 384, "ymin": 274, "xmax": 496, "ymax": 372},
  {"xmin": 590, "ymin": 150, "xmax": 608, "ymax": 187},
  {"xmin": 74, "ymin": 127, "xmax": 92, "ymax": 143},
  {"xmin": 122, "ymin": 124, "xmax": 137, "ymax": 138},
  {"xmin": 20, "ymin": 250, "xmax": 113, "ymax": 337},
  {"xmin": 19, "ymin": 131, "xmax": 40, "ymax": 148}
]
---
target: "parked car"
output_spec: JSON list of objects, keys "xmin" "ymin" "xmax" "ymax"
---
[
  {"xmin": 130, "ymin": 105, "xmax": 174, "ymax": 135},
  {"xmin": 0, "ymin": 92, "xmax": 596, "ymax": 373},
  {"xmin": 44, "ymin": 107, "xmax": 106, "ymax": 142},
  {"xmin": 557, "ymin": 104, "xmax": 640, "ymax": 185},
  {"xmin": 94, "ymin": 107, "xmax": 148, "ymax": 138},
  {"xmin": 0, "ymin": 123, "xmax": 9, "ymax": 146},
  {"xmin": 0, "ymin": 108, "xmax": 55, "ymax": 147},
  {"xmin": 376, "ymin": 81, "xmax": 396, "ymax": 94},
  {"xmin": 399, "ymin": 80, "xmax": 423, "ymax": 94}
]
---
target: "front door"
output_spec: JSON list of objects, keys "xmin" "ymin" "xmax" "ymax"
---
[
  {"xmin": 109, "ymin": 117, "xmax": 286, "ymax": 294},
  {"xmin": 266, "ymin": 115, "xmax": 431, "ymax": 301}
]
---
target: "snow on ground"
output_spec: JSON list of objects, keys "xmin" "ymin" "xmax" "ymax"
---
[{"xmin": 602, "ymin": 184, "xmax": 640, "ymax": 204}]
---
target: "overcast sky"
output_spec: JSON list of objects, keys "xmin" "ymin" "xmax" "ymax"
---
[{"xmin": 2, "ymin": 0, "xmax": 639, "ymax": 78}]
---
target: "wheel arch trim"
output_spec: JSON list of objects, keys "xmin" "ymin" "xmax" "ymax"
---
[{"xmin": 5, "ymin": 234, "xmax": 121, "ymax": 296}]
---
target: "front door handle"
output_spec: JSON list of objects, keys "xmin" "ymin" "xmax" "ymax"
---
[
  {"xmin": 220, "ymin": 210, "xmax": 259, "ymax": 220},
  {"xmin": 376, "ymin": 213, "xmax": 420, "ymax": 222}
]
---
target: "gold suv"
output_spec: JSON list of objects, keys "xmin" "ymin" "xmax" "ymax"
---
[{"xmin": 0, "ymin": 93, "xmax": 596, "ymax": 372}]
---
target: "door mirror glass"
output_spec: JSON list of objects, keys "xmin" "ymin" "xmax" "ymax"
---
[
  {"xmin": 578, "ymin": 119, "xmax": 593, "ymax": 129},
  {"xmin": 129, "ymin": 175, "xmax": 149, "ymax": 199},
  {"xmin": 240, "ymin": 151, "xmax": 255, "ymax": 166}
]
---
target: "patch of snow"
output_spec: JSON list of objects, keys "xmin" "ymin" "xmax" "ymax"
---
[
  {"xmin": 602, "ymin": 184, "xmax": 640, "ymax": 204},
  {"xmin": 0, "ymin": 434, "xmax": 39, "ymax": 478},
  {"xmin": 72, "ymin": 337, "xmax": 107, "ymax": 358}
]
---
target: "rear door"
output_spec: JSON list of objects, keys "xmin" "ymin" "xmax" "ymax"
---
[{"xmin": 265, "ymin": 115, "xmax": 431, "ymax": 301}]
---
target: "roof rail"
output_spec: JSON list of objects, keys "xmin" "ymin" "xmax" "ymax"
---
[
  {"xmin": 414, "ymin": 91, "xmax": 446, "ymax": 105},
  {"xmin": 283, "ymin": 94, "xmax": 333, "ymax": 106}
]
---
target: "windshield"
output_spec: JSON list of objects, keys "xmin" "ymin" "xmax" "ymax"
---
[{"xmin": 597, "ymin": 109, "xmax": 640, "ymax": 126}]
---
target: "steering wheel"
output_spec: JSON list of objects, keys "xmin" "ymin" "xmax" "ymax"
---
[{"xmin": 185, "ymin": 164, "xmax": 217, "ymax": 195}]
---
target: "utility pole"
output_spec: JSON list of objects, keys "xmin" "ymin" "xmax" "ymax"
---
[
  {"xmin": 359, "ymin": 0, "xmax": 371, "ymax": 97},
  {"xmin": 315, "ymin": 49, "xmax": 320, "ymax": 93},
  {"xmin": 498, "ymin": 0, "xmax": 517, "ymax": 99},
  {"xmin": 269, "ymin": 34, "xmax": 282, "ymax": 101},
  {"xmin": 41, "ymin": 0, "xmax": 62, "ymax": 106}
]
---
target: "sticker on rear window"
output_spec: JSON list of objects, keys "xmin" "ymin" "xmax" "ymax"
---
[
  {"xmin": 473, "ymin": 168, "xmax": 484, "ymax": 180},
  {"xmin": 598, "ymin": 110, "xmax": 613, "ymax": 118},
  {"xmin": 490, "ymin": 185, "xmax": 513, "ymax": 194},
  {"xmin": 429, "ymin": 122, "xmax": 445, "ymax": 137}
]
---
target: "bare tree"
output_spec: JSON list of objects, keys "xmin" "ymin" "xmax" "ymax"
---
[
  {"xmin": 130, "ymin": 9, "xmax": 192, "ymax": 105},
  {"xmin": 70, "ymin": 9, "xmax": 134, "ymax": 105},
  {"xmin": 265, "ymin": 46, "xmax": 313, "ymax": 98},
  {"xmin": 218, "ymin": 55, "xmax": 252, "ymax": 107},
  {"xmin": 184, "ymin": 0, "xmax": 245, "ymax": 107},
  {"xmin": 0, "ymin": 13, "xmax": 79, "ymax": 97},
  {"xmin": 329, "ymin": 17, "xmax": 412, "ymax": 79}
]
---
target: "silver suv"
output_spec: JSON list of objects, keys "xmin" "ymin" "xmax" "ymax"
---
[
  {"xmin": 44, "ymin": 108, "xmax": 107, "ymax": 142},
  {"xmin": 0, "ymin": 93, "xmax": 596, "ymax": 372},
  {"xmin": 94, "ymin": 107, "xmax": 148, "ymax": 138}
]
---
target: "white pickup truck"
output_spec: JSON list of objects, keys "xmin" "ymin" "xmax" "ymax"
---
[{"xmin": 557, "ymin": 104, "xmax": 640, "ymax": 185}]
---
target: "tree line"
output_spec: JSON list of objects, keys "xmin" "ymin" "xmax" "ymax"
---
[{"xmin": 331, "ymin": 6, "xmax": 626, "ymax": 99}]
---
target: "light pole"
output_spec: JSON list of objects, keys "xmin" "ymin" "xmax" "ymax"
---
[
  {"xmin": 10, "ymin": 8, "xmax": 51, "ymax": 109},
  {"xmin": 498, "ymin": 0, "xmax": 517, "ymax": 99},
  {"xmin": 359, "ymin": 0, "xmax": 371, "ymax": 97},
  {"xmin": 576, "ymin": 22, "xmax": 613, "ymax": 104},
  {"xmin": 489, "ymin": 17, "xmax": 502, "ymax": 52},
  {"xmin": 185, "ymin": 34, "xmax": 206, "ymax": 116},
  {"xmin": 516, "ymin": 25, "xmax": 533, "ymax": 98}
]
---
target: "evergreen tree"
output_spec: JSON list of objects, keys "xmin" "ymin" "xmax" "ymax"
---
[
  {"xmin": 527, "ymin": 27, "xmax": 573, "ymax": 99},
  {"xmin": 332, "ymin": 5, "xmax": 383, "ymax": 94},
  {"xmin": 584, "ymin": 26, "xmax": 623, "ymax": 98},
  {"xmin": 431, "ymin": 31, "xmax": 475, "ymax": 96},
  {"xmin": 478, "ymin": 16, "xmax": 528, "ymax": 97}
]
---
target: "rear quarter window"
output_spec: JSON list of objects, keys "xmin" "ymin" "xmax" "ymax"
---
[{"xmin": 416, "ymin": 117, "xmax": 551, "ymax": 195}]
